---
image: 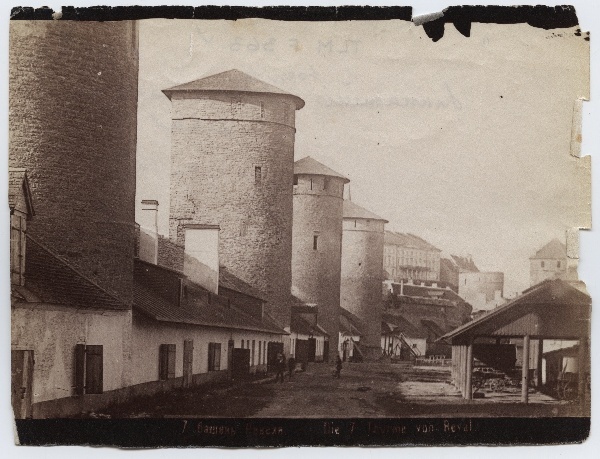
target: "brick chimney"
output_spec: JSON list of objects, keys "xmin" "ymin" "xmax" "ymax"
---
[
  {"xmin": 138, "ymin": 200, "xmax": 159, "ymax": 264},
  {"xmin": 183, "ymin": 224, "xmax": 220, "ymax": 294}
]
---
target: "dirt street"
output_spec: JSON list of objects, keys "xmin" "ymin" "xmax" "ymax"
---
[{"xmin": 97, "ymin": 362, "xmax": 582, "ymax": 418}]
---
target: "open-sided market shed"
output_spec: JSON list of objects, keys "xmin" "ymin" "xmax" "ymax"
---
[{"xmin": 439, "ymin": 279, "xmax": 590, "ymax": 405}]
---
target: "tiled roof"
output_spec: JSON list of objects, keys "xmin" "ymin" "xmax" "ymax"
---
[
  {"xmin": 8, "ymin": 168, "xmax": 35, "ymax": 217},
  {"xmin": 134, "ymin": 279, "xmax": 285, "ymax": 335},
  {"xmin": 294, "ymin": 156, "xmax": 349, "ymax": 183},
  {"xmin": 384, "ymin": 231, "xmax": 440, "ymax": 251},
  {"xmin": 219, "ymin": 266, "xmax": 266, "ymax": 302},
  {"xmin": 20, "ymin": 236, "xmax": 129, "ymax": 310},
  {"xmin": 343, "ymin": 200, "xmax": 388, "ymax": 222},
  {"xmin": 162, "ymin": 69, "xmax": 305, "ymax": 108},
  {"xmin": 530, "ymin": 238, "xmax": 566, "ymax": 260}
]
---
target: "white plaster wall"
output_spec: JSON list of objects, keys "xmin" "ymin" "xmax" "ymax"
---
[
  {"xmin": 131, "ymin": 314, "xmax": 283, "ymax": 385},
  {"xmin": 11, "ymin": 304, "xmax": 132, "ymax": 404}
]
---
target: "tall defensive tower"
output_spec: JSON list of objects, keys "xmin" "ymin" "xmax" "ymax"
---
[
  {"xmin": 340, "ymin": 200, "xmax": 388, "ymax": 359},
  {"xmin": 292, "ymin": 157, "xmax": 349, "ymax": 361},
  {"xmin": 163, "ymin": 69, "xmax": 305, "ymax": 328},
  {"xmin": 9, "ymin": 21, "xmax": 139, "ymax": 303}
]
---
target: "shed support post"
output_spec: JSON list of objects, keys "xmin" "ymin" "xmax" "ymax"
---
[
  {"xmin": 465, "ymin": 342, "xmax": 473, "ymax": 400},
  {"xmin": 536, "ymin": 339, "xmax": 544, "ymax": 387},
  {"xmin": 578, "ymin": 337, "xmax": 588, "ymax": 411},
  {"xmin": 521, "ymin": 335, "xmax": 530, "ymax": 403}
]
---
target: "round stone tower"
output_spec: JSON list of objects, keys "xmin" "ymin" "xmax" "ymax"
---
[
  {"xmin": 292, "ymin": 157, "xmax": 349, "ymax": 361},
  {"xmin": 340, "ymin": 200, "xmax": 388, "ymax": 360},
  {"xmin": 163, "ymin": 69, "xmax": 305, "ymax": 329},
  {"xmin": 9, "ymin": 21, "xmax": 139, "ymax": 304}
]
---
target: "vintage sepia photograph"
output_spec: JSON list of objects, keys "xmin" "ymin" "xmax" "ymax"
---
[{"xmin": 6, "ymin": 3, "xmax": 596, "ymax": 448}]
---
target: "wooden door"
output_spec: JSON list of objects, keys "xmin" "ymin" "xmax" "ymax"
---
[
  {"xmin": 307, "ymin": 338, "xmax": 316, "ymax": 362},
  {"xmin": 11, "ymin": 350, "xmax": 34, "ymax": 419},
  {"xmin": 183, "ymin": 340, "xmax": 194, "ymax": 388}
]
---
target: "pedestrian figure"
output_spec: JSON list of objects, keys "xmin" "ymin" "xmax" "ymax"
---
[
  {"xmin": 275, "ymin": 352, "xmax": 286, "ymax": 383},
  {"xmin": 334, "ymin": 355, "xmax": 343, "ymax": 378},
  {"xmin": 287, "ymin": 355, "xmax": 296, "ymax": 380}
]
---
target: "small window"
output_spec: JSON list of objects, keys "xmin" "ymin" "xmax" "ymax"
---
[
  {"xmin": 75, "ymin": 344, "xmax": 104, "ymax": 395},
  {"xmin": 208, "ymin": 343, "xmax": 221, "ymax": 371},
  {"xmin": 541, "ymin": 261, "xmax": 545, "ymax": 268},
  {"xmin": 159, "ymin": 344, "xmax": 176, "ymax": 380},
  {"xmin": 310, "ymin": 178, "xmax": 313, "ymax": 190},
  {"xmin": 557, "ymin": 260, "xmax": 561, "ymax": 268},
  {"xmin": 313, "ymin": 235, "xmax": 319, "ymax": 250},
  {"xmin": 260, "ymin": 101, "xmax": 265, "ymax": 118},
  {"xmin": 255, "ymin": 166, "xmax": 262, "ymax": 184},
  {"xmin": 323, "ymin": 176, "xmax": 330, "ymax": 190},
  {"xmin": 251, "ymin": 340, "xmax": 256, "ymax": 366},
  {"xmin": 293, "ymin": 175, "xmax": 298, "ymax": 186}
]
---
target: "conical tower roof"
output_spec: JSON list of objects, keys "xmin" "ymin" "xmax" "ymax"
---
[
  {"xmin": 162, "ymin": 69, "xmax": 305, "ymax": 108},
  {"xmin": 343, "ymin": 200, "xmax": 388, "ymax": 222},
  {"xmin": 294, "ymin": 156, "xmax": 350, "ymax": 183}
]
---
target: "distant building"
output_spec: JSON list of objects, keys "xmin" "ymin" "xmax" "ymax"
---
[
  {"xmin": 439, "ymin": 254, "xmax": 479, "ymax": 292},
  {"xmin": 383, "ymin": 231, "xmax": 441, "ymax": 282},
  {"xmin": 458, "ymin": 271, "xmax": 505, "ymax": 312},
  {"xmin": 341, "ymin": 200, "xmax": 388, "ymax": 359},
  {"xmin": 529, "ymin": 239, "xmax": 573, "ymax": 286}
]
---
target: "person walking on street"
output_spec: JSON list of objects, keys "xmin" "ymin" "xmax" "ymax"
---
[
  {"xmin": 275, "ymin": 353, "xmax": 286, "ymax": 383},
  {"xmin": 287, "ymin": 355, "xmax": 296, "ymax": 380},
  {"xmin": 334, "ymin": 355, "xmax": 343, "ymax": 378}
]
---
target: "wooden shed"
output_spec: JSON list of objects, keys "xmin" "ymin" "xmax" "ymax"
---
[{"xmin": 439, "ymin": 279, "xmax": 590, "ymax": 405}]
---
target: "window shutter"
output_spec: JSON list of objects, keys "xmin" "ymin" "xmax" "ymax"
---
[
  {"xmin": 85, "ymin": 345, "xmax": 103, "ymax": 394},
  {"xmin": 215, "ymin": 344, "xmax": 221, "ymax": 371},
  {"xmin": 167, "ymin": 344, "xmax": 176, "ymax": 379},
  {"xmin": 159, "ymin": 344, "xmax": 168, "ymax": 380},
  {"xmin": 75, "ymin": 344, "xmax": 86, "ymax": 395}
]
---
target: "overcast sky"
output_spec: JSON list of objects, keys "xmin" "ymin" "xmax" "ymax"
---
[{"xmin": 135, "ymin": 18, "xmax": 589, "ymax": 295}]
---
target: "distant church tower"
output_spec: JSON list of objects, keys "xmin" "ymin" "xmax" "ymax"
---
[
  {"xmin": 163, "ymin": 69, "xmax": 305, "ymax": 328},
  {"xmin": 340, "ymin": 200, "xmax": 388, "ymax": 359},
  {"xmin": 529, "ymin": 238, "xmax": 569, "ymax": 286},
  {"xmin": 292, "ymin": 157, "xmax": 349, "ymax": 361}
]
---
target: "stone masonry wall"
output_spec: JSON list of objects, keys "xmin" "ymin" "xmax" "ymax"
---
[
  {"xmin": 341, "ymin": 220, "xmax": 385, "ymax": 353},
  {"xmin": 292, "ymin": 174, "xmax": 346, "ymax": 360},
  {"xmin": 9, "ymin": 21, "xmax": 139, "ymax": 304},
  {"xmin": 168, "ymin": 92, "xmax": 299, "ymax": 328}
]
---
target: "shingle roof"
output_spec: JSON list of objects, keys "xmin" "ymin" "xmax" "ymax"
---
[
  {"xmin": 162, "ymin": 69, "xmax": 305, "ymax": 109},
  {"xmin": 290, "ymin": 314, "xmax": 328, "ymax": 337},
  {"xmin": 20, "ymin": 236, "xmax": 129, "ymax": 310},
  {"xmin": 8, "ymin": 168, "xmax": 35, "ymax": 217},
  {"xmin": 294, "ymin": 156, "xmax": 349, "ymax": 183},
  {"xmin": 439, "ymin": 278, "xmax": 590, "ymax": 342},
  {"xmin": 340, "ymin": 307, "xmax": 365, "ymax": 336},
  {"xmin": 134, "ymin": 279, "xmax": 285, "ymax": 335},
  {"xmin": 343, "ymin": 200, "xmax": 388, "ymax": 222},
  {"xmin": 381, "ymin": 312, "xmax": 429, "ymax": 339},
  {"xmin": 384, "ymin": 231, "xmax": 440, "ymax": 251},
  {"xmin": 530, "ymin": 238, "xmax": 566, "ymax": 260},
  {"xmin": 219, "ymin": 266, "xmax": 266, "ymax": 302},
  {"xmin": 450, "ymin": 255, "xmax": 479, "ymax": 272}
]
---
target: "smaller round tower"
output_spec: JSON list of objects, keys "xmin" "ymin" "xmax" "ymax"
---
[
  {"xmin": 292, "ymin": 157, "xmax": 349, "ymax": 361},
  {"xmin": 340, "ymin": 200, "xmax": 388, "ymax": 360}
]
